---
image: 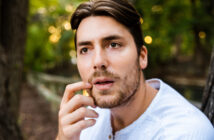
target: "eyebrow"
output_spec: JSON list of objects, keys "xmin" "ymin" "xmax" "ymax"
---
[
  {"xmin": 77, "ymin": 41, "xmax": 92, "ymax": 47},
  {"xmin": 102, "ymin": 35, "xmax": 123, "ymax": 42},
  {"xmin": 77, "ymin": 35, "xmax": 123, "ymax": 47}
]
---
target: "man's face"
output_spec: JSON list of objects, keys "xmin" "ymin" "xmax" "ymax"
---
[{"xmin": 76, "ymin": 16, "xmax": 145, "ymax": 108}]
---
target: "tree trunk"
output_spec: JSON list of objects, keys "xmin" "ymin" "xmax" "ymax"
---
[
  {"xmin": 0, "ymin": 0, "xmax": 28, "ymax": 139},
  {"xmin": 200, "ymin": 0, "xmax": 214, "ymax": 125},
  {"xmin": 201, "ymin": 46, "xmax": 214, "ymax": 125}
]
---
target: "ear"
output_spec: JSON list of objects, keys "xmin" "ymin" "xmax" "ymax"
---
[{"xmin": 139, "ymin": 45, "xmax": 148, "ymax": 70}]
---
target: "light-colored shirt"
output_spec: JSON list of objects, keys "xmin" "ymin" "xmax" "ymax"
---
[{"xmin": 80, "ymin": 79, "xmax": 214, "ymax": 140}]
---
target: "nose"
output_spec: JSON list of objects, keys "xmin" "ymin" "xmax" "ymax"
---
[{"xmin": 93, "ymin": 47, "xmax": 108, "ymax": 70}]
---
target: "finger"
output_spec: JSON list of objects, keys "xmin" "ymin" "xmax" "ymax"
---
[
  {"xmin": 61, "ymin": 107, "xmax": 98, "ymax": 126},
  {"xmin": 60, "ymin": 94, "xmax": 95, "ymax": 116},
  {"xmin": 63, "ymin": 119, "xmax": 96, "ymax": 138},
  {"xmin": 61, "ymin": 82, "xmax": 92, "ymax": 107}
]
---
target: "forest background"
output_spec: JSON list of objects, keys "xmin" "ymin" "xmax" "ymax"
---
[{"xmin": 0, "ymin": 0, "xmax": 214, "ymax": 139}]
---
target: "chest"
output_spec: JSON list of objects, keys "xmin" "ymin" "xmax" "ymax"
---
[{"xmin": 80, "ymin": 117, "xmax": 161, "ymax": 140}]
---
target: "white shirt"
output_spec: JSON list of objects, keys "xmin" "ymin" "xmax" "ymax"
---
[{"xmin": 80, "ymin": 79, "xmax": 214, "ymax": 140}]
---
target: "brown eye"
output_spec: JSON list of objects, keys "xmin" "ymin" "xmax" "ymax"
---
[
  {"xmin": 80, "ymin": 48, "xmax": 88, "ymax": 54},
  {"xmin": 111, "ymin": 43, "xmax": 117, "ymax": 47},
  {"xmin": 110, "ymin": 42, "xmax": 120, "ymax": 48}
]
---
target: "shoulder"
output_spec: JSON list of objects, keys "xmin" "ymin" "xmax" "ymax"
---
[
  {"xmin": 147, "ymin": 79, "xmax": 214, "ymax": 139},
  {"xmin": 160, "ymin": 107, "xmax": 214, "ymax": 139}
]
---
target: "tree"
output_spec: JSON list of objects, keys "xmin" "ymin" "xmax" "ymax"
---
[
  {"xmin": 0, "ymin": 0, "xmax": 28, "ymax": 139},
  {"xmin": 201, "ymin": 46, "xmax": 214, "ymax": 125},
  {"xmin": 200, "ymin": 0, "xmax": 214, "ymax": 126}
]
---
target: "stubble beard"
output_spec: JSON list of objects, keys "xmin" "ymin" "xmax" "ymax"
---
[{"xmin": 88, "ymin": 60, "xmax": 141, "ymax": 108}]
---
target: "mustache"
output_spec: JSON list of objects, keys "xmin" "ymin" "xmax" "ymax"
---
[{"xmin": 88, "ymin": 70, "xmax": 120, "ymax": 83}]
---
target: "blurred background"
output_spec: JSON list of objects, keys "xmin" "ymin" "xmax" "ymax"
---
[{"xmin": 0, "ymin": 0, "xmax": 214, "ymax": 139}]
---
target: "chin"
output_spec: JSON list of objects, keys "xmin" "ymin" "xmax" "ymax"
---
[{"xmin": 92, "ymin": 92, "xmax": 125, "ymax": 108}]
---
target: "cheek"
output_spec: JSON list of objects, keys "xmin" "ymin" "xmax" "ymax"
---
[
  {"xmin": 108, "ymin": 49, "xmax": 138, "ymax": 75},
  {"xmin": 77, "ymin": 59, "xmax": 92, "ymax": 81}
]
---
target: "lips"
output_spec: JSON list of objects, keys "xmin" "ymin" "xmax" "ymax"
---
[{"xmin": 92, "ymin": 77, "xmax": 114, "ymax": 90}]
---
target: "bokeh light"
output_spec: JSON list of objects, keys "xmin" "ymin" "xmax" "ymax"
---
[
  {"xmin": 65, "ymin": 5, "xmax": 73, "ymax": 12},
  {"xmin": 140, "ymin": 18, "xmax": 144, "ymax": 24},
  {"xmin": 144, "ymin": 36, "xmax": 153, "ymax": 44},
  {"xmin": 49, "ymin": 33, "xmax": 60, "ymax": 43},
  {"xmin": 48, "ymin": 26, "xmax": 57, "ymax": 34},
  {"xmin": 199, "ymin": 31, "xmax": 206, "ymax": 39},
  {"xmin": 151, "ymin": 5, "xmax": 163, "ymax": 13},
  {"xmin": 63, "ymin": 21, "xmax": 71, "ymax": 30},
  {"xmin": 69, "ymin": 50, "xmax": 76, "ymax": 58}
]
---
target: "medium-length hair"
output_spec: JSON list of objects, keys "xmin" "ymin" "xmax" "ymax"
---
[{"xmin": 71, "ymin": 0, "xmax": 144, "ymax": 55}]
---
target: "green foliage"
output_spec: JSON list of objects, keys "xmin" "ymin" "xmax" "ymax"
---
[
  {"xmin": 136, "ymin": 0, "xmax": 191, "ymax": 65},
  {"xmin": 25, "ymin": 0, "xmax": 214, "ymax": 72},
  {"xmin": 25, "ymin": 0, "xmax": 79, "ymax": 71},
  {"xmin": 135, "ymin": 0, "xmax": 214, "ymax": 67}
]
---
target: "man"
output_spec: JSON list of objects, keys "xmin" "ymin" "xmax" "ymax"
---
[{"xmin": 57, "ymin": 0, "xmax": 214, "ymax": 139}]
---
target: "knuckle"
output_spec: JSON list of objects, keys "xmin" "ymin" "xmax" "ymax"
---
[
  {"xmin": 79, "ymin": 107, "xmax": 87, "ymax": 115},
  {"xmin": 63, "ymin": 127, "xmax": 70, "ymax": 137},
  {"xmin": 65, "ymin": 85, "xmax": 71, "ymax": 91},
  {"xmin": 60, "ymin": 116, "xmax": 66, "ymax": 126},
  {"xmin": 79, "ymin": 120, "xmax": 86, "ymax": 129},
  {"xmin": 58, "ymin": 110, "xmax": 63, "ymax": 118},
  {"xmin": 89, "ymin": 97, "xmax": 94, "ymax": 104},
  {"xmin": 63, "ymin": 126, "xmax": 78, "ymax": 138},
  {"xmin": 74, "ymin": 94, "xmax": 82, "ymax": 100},
  {"xmin": 64, "ymin": 126, "xmax": 75, "ymax": 138}
]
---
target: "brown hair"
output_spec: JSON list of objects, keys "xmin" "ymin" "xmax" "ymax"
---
[{"xmin": 71, "ymin": 0, "xmax": 144, "ymax": 54}]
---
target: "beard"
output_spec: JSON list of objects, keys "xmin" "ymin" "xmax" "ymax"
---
[{"xmin": 88, "ymin": 60, "xmax": 141, "ymax": 108}]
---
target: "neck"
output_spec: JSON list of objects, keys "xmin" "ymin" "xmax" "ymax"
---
[{"xmin": 110, "ymin": 75, "xmax": 157, "ymax": 134}]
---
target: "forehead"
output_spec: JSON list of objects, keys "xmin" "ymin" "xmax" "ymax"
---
[{"xmin": 76, "ymin": 16, "xmax": 132, "ymax": 42}]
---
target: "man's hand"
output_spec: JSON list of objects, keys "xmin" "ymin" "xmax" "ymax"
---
[{"xmin": 57, "ymin": 82, "xmax": 98, "ymax": 140}]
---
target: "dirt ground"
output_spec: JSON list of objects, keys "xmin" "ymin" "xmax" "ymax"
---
[{"xmin": 19, "ymin": 83, "xmax": 58, "ymax": 140}]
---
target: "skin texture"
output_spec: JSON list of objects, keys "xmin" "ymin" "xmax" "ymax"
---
[
  {"xmin": 76, "ymin": 16, "xmax": 142, "ymax": 108},
  {"xmin": 57, "ymin": 16, "xmax": 157, "ymax": 140}
]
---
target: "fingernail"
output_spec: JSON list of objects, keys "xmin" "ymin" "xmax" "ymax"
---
[
  {"xmin": 89, "ymin": 119, "xmax": 96, "ymax": 125},
  {"xmin": 91, "ymin": 104, "xmax": 96, "ymax": 108},
  {"xmin": 95, "ymin": 112, "xmax": 99, "ymax": 117},
  {"xmin": 86, "ymin": 83, "xmax": 91, "ymax": 86}
]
